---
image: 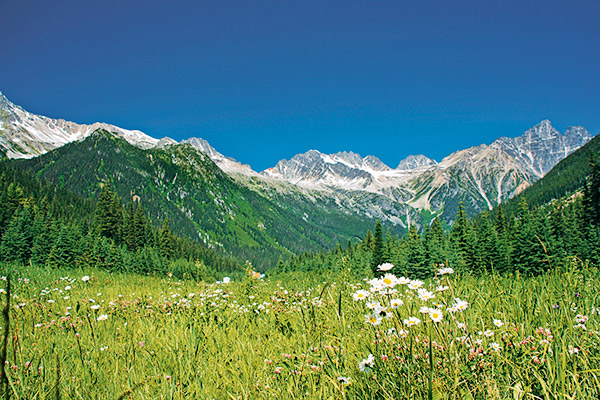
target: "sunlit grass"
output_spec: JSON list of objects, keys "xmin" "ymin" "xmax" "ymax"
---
[{"xmin": 0, "ymin": 261, "xmax": 598, "ymax": 399}]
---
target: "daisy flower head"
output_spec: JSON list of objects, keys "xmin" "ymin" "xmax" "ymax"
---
[
  {"xmin": 366, "ymin": 301, "xmax": 381, "ymax": 310},
  {"xmin": 419, "ymin": 306, "xmax": 432, "ymax": 314},
  {"xmin": 352, "ymin": 290, "xmax": 370, "ymax": 301},
  {"xmin": 359, "ymin": 354, "xmax": 375, "ymax": 372},
  {"xmin": 381, "ymin": 273, "xmax": 398, "ymax": 288},
  {"xmin": 337, "ymin": 376, "xmax": 351, "ymax": 385},
  {"xmin": 365, "ymin": 314, "xmax": 383, "ymax": 326},
  {"xmin": 429, "ymin": 308, "xmax": 443, "ymax": 322},
  {"xmin": 397, "ymin": 277, "xmax": 411, "ymax": 285},
  {"xmin": 490, "ymin": 342, "xmax": 502, "ymax": 352},
  {"xmin": 403, "ymin": 316, "xmax": 421, "ymax": 327},
  {"xmin": 408, "ymin": 280, "xmax": 424, "ymax": 290},
  {"xmin": 368, "ymin": 278, "xmax": 384, "ymax": 292},
  {"xmin": 82, "ymin": 276, "xmax": 90, "ymax": 282},
  {"xmin": 377, "ymin": 263, "xmax": 395, "ymax": 272},
  {"xmin": 417, "ymin": 289, "xmax": 435, "ymax": 301},
  {"xmin": 389, "ymin": 298, "xmax": 403, "ymax": 308},
  {"xmin": 493, "ymin": 319, "xmax": 504, "ymax": 328},
  {"xmin": 453, "ymin": 298, "xmax": 469, "ymax": 311},
  {"xmin": 437, "ymin": 267, "xmax": 454, "ymax": 275},
  {"xmin": 96, "ymin": 314, "xmax": 108, "ymax": 321}
]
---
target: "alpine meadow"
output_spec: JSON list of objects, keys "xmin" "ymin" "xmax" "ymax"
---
[{"xmin": 1, "ymin": 1, "xmax": 600, "ymax": 398}]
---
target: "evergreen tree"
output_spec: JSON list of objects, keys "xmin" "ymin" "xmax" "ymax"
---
[
  {"xmin": 425, "ymin": 218, "xmax": 446, "ymax": 267},
  {"xmin": 450, "ymin": 201, "xmax": 476, "ymax": 271},
  {"xmin": 370, "ymin": 220, "xmax": 385, "ymax": 276},
  {"xmin": 405, "ymin": 225, "xmax": 428, "ymax": 279},
  {"xmin": 0, "ymin": 204, "xmax": 35, "ymax": 264},
  {"xmin": 159, "ymin": 219, "xmax": 175, "ymax": 259},
  {"xmin": 48, "ymin": 224, "xmax": 80, "ymax": 268}
]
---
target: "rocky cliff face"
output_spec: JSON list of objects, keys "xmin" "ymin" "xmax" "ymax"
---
[
  {"xmin": 0, "ymin": 92, "xmax": 158, "ymax": 158},
  {"xmin": 260, "ymin": 120, "xmax": 593, "ymax": 221}
]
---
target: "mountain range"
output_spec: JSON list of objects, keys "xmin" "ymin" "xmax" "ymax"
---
[{"xmin": 0, "ymin": 89, "xmax": 592, "ymax": 230}]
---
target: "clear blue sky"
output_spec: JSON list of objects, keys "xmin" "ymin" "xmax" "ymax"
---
[{"xmin": 1, "ymin": 0, "xmax": 598, "ymax": 171}]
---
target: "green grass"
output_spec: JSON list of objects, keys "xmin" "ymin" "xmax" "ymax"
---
[{"xmin": 0, "ymin": 262, "xmax": 598, "ymax": 399}]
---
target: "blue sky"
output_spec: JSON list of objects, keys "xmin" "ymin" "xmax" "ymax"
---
[{"xmin": 1, "ymin": 0, "xmax": 599, "ymax": 171}]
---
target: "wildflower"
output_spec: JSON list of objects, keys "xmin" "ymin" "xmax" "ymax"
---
[
  {"xmin": 337, "ymin": 376, "xmax": 351, "ymax": 385},
  {"xmin": 403, "ymin": 316, "xmax": 421, "ymax": 327},
  {"xmin": 408, "ymin": 280, "xmax": 424, "ymax": 290},
  {"xmin": 493, "ymin": 319, "xmax": 504, "ymax": 327},
  {"xmin": 435, "ymin": 285, "xmax": 449, "ymax": 292},
  {"xmin": 389, "ymin": 298, "xmax": 403, "ymax": 308},
  {"xmin": 417, "ymin": 289, "xmax": 435, "ymax": 301},
  {"xmin": 568, "ymin": 345, "xmax": 580, "ymax": 355},
  {"xmin": 352, "ymin": 290, "xmax": 370, "ymax": 301},
  {"xmin": 90, "ymin": 305, "xmax": 101, "ymax": 310},
  {"xmin": 397, "ymin": 277, "xmax": 411, "ymax": 285},
  {"xmin": 575, "ymin": 315, "xmax": 588, "ymax": 323},
  {"xmin": 437, "ymin": 267, "xmax": 454, "ymax": 275},
  {"xmin": 222, "ymin": 277, "xmax": 231, "ymax": 284},
  {"xmin": 377, "ymin": 263, "xmax": 394, "ymax": 271},
  {"xmin": 381, "ymin": 273, "xmax": 397, "ymax": 288},
  {"xmin": 366, "ymin": 301, "xmax": 382, "ymax": 311},
  {"xmin": 96, "ymin": 314, "xmax": 108, "ymax": 321},
  {"xmin": 419, "ymin": 306, "xmax": 432, "ymax": 314},
  {"xmin": 274, "ymin": 367, "xmax": 282, "ymax": 374},
  {"xmin": 489, "ymin": 342, "xmax": 501, "ymax": 352},
  {"xmin": 483, "ymin": 330, "xmax": 494, "ymax": 337},
  {"xmin": 429, "ymin": 309, "xmax": 443, "ymax": 323},
  {"xmin": 359, "ymin": 354, "xmax": 375, "ymax": 372},
  {"xmin": 453, "ymin": 298, "xmax": 469, "ymax": 311},
  {"xmin": 365, "ymin": 314, "xmax": 383, "ymax": 326}
]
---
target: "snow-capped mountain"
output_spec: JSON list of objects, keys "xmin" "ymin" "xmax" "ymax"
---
[
  {"xmin": 261, "ymin": 120, "xmax": 592, "ymax": 218},
  {"xmin": 0, "ymin": 91, "xmax": 254, "ymax": 175},
  {"xmin": 0, "ymin": 91, "xmax": 593, "ymax": 225},
  {"xmin": 397, "ymin": 154, "xmax": 437, "ymax": 170},
  {"xmin": 181, "ymin": 137, "xmax": 257, "ymax": 176},
  {"xmin": 0, "ymin": 92, "xmax": 158, "ymax": 158},
  {"xmin": 492, "ymin": 120, "xmax": 591, "ymax": 177}
]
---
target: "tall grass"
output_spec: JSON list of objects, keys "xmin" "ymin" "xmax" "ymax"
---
[{"xmin": 0, "ymin": 262, "xmax": 597, "ymax": 399}]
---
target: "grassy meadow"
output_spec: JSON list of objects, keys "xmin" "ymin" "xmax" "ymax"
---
[{"xmin": 0, "ymin": 261, "xmax": 598, "ymax": 399}]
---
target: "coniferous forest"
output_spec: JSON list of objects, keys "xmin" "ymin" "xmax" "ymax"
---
[
  {"xmin": 1, "ymin": 142, "xmax": 599, "ymax": 281},
  {"xmin": 279, "ymin": 151, "xmax": 600, "ymax": 279}
]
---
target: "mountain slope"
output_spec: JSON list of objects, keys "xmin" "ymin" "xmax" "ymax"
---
[
  {"xmin": 494, "ymin": 133, "xmax": 600, "ymax": 217},
  {"xmin": 262, "ymin": 121, "xmax": 592, "ymax": 221},
  {"xmin": 0, "ymin": 92, "xmax": 158, "ymax": 158},
  {"xmin": 14, "ymin": 129, "xmax": 394, "ymax": 267}
]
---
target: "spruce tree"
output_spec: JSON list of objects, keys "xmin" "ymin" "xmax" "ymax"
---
[{"xmin": 370, "ymin": 220, "xmax": 385, "ymax": 276}]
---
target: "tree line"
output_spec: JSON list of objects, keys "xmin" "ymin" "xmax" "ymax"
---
[
  {"xmin": 280, "ymin": 153, "xmax": 600, "ymax": 279},
  {"xmin": 0, "ymin": 163, "xmax": 242, "ymax": 280}
]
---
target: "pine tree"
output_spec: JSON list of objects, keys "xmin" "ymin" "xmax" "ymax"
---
[
  {"xmin": 371, "ymin": 220, "xmax": 385, "ymax": 276},
  {"xmin": 159, "ymin": 219, "xmax": 175, "ymax": 259},
  {"xmin": 450, "ymin": 201, "xmax": 476, "ymax": 272},
  {"xmin": 405, "ymin": 225, "xmax": 428, "ymax": 279},
  {"xmin": 426, "ymin": 218, "xmax": 446, "ymax": 267},
  {"xmin": 475, "ymin": 212, "xmax": 501, "ymax": 274}
]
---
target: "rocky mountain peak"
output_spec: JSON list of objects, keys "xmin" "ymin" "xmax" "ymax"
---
[{"xmin": 397, "ymin": 154, "xmax": 437, "ymax": 170}]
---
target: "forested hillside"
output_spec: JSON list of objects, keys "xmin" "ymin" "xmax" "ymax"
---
[
  {"xmin": 0, "ymin": 161, "xmax": 243, "ymax": 279},
  {"xmin": 278, "ymin": 146, "xmax": 600, "ymax": 278},
  {"xmin": 14, "ymin": 129, "xmax": 384, "ymax": 268}
]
